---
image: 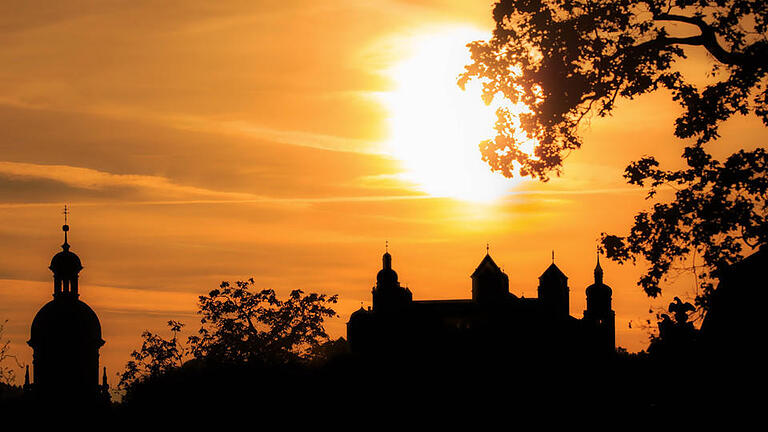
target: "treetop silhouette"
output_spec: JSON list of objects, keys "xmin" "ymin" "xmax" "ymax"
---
[
  {"xmin": 460, "ymin": 0, "xmax": 767, "ymax": 180},
  {"xmin": 462, "ymin": 0, "xmax": 768, "ymax": 302},
  {"xmin": 119, "ymin": 280, "xmax": 338, "ymax": 392}
]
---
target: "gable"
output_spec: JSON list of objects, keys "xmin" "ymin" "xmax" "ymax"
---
[{"xmin": 471, "ymin": 254, "xmax": 503, "ymax": 278}]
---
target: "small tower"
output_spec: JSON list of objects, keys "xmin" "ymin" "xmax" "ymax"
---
[
  {"xmin": 471, "ymin": 251, "xmax": 510, "ymax": 304},
  {"xmin": 23, "ymin": 365, "xmax": 31, "ymax": 393},
  {"xmin": 100, "ymin": 366, "xmax": 110, "ymax": 401},
  {"xmin": 28, "ymin": 209, "xmax": 105, "ymax": 402},
  {"xmin": 538, "ymin": 252, "xmax": 570, "ymax": 317},
  {"xmin": 371, "ymin": 247, "xmax": 412, "ymax": 313},
  {"xmin": 584, "ymin": 250, "xmax": 615, "ymax": 352}
]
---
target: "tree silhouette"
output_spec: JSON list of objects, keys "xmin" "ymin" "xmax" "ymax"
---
[
  {"xmin": 119, "ymin": 280, "xmax": 338, "ymax": 395},
  {"xmin": 189, "ymin": 280, "xmax": 338, "ymax": 364},
  {"xmin": 118, "ymin": 320, "xmax": 188, "ymax": 390},
  {"xmin": 0, "ymin": 320, "xmax": 21, "ymax": 385},
  {"xmin": 461, "ymin": 0, "xmax": 767, "ymax": 303}
]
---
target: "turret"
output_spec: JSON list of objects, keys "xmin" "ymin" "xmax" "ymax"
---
[
  {"xmin": 584, "ymin": 250, "xmax": 615, "ymax": 352},
  {"xmin": 371, "ymin": 247, "xmax": 412, "ymax": 313},
  {"xmin": 471, "ymin": 252, "xmax": 510, "ymax": 304},
  {"xmin": 23, "ymin": 365, "xmax": 31, "ymax": 392},
  {"xmin": 538, "ymin": 252, "xmax": 569, "ymax": 317},
  {"xmin": 50, "ymin": 215, "xmax": 83, "ymax": 298}
]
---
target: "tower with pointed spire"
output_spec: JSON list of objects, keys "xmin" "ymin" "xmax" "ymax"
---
[
  {"xmin": 538, "ymin": 253, "xmax": 570, "ymax": 317},
  {"xmin": 471, "ymin": 251, "xmax": 510, "ymax": 304},
  {"xmin": 27, "ymin": 209, "xmax": 108, "ymax": 403},
  {"xmin": 584, "ymin": 249, "xmax": 615, "ymax": 352}
]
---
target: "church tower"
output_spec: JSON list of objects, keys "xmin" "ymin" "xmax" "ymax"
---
[
  {"xmin": 584, "ymin": 251, "xmax": 615, "ymax": 352},
  {"xmin": 371, "ymin": 248, "xmax": 412, "ymax": 313},
  {"xmin": 27, "ymin": 210, "xmax": 107, "ymax": 402},
  {"xmin": 471, "ymin": 252, "xmax": 510, "ymax": 304},
  {"xmin": 538, "ymin": 253, "xmax": 569, "ymax": 317}
]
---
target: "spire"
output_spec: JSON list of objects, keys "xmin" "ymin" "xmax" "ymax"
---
[
  {"xmin": 24, "ymin": 365, "xmax": 30, "ymax": 387},
  {"xmin": 62, "ymin": 205, "xmax": 70, "ymax": 251},
  {"xmin": 594, "ymin": 246, "xmax": 604, "ymax": 284},
  {"xmin": 102, "ymin": 367, "xmax": 108, "ymax": 389}
]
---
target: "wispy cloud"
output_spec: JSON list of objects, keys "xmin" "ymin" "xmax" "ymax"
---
[
  {"xmin": 0, "ymin": 160, "xmax": 256, "ymax": 199},
  {"xmin": 0, "ymin": 97, "xmax": 386, "ymax": 156},
  {"xmin": 180, "ymin": 118, "xmax": 386, "ymax": 155},
  {"xmin": 0, "ymin": 161, "xmax": 430, "ymax": 207}
]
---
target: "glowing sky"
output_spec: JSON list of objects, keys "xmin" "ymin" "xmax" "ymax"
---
[{"xmin": 0, "ymin": 0, "xmax": 765, "ymax": 387}]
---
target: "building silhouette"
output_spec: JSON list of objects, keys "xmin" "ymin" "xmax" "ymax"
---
[
  {"xmin": 701, "ymin": 244, "xmax": 767, "ymax": 360},
  {"xmin": 347, "ymin": 248, "xmax": 615, "ymax": 359},
  {"xmin": 26, "ymin": 216, "xmax": 109, "ymax": 403}
]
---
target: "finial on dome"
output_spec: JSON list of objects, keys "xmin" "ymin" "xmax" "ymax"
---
[
  {"xmin": 486, "ymin": 242, "xmax": 490, "ymax": 255},
  {"xmin": 551, "ymin": 250, "xmax": 555, "ymax": 264},
  {"xmin": 62, "ymin": 205, "xmax": 70, "ymax": 250}
]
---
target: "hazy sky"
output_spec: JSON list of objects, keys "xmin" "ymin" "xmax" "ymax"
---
[{"xmin": 1, "ymin": 0, "xmax": 765, "ymax": 386}]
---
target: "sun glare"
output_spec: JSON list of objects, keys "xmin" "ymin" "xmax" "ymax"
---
[{"xmin": 380, "ymin": 27, "xmax": 530, "ymax": 203}]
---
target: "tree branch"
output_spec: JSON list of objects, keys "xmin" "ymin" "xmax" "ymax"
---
[{"xmin": 655, "ymin": 13, "xmax": 747, "ymax": 66}]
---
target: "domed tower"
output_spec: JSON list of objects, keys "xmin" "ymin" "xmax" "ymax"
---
[
  {"xmin": 346, "ymin": 305, "xmax": 374, "ymax": 353},
  {"xmin": 584, "ymin": 251, "xmax": 615, "ymax": 352},
  {"xmin": 27, "ymin": 213, "xmax": 106, "ymax": 401},
  {"xmin": 371, "ymin": 247, "xmax": 412, "ymax": 313},
  {"xmin": 538, "ymin": 252, "xmax": 570, "ymax": 317}
]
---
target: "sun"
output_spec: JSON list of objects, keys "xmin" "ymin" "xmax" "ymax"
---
[{"xmin": 379, "ymin": 27, "xmax": 530, "ymax": 203}]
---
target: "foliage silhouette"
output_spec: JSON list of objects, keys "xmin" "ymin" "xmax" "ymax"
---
[
  {"xmin": 462, "ymin": 0, "xmax": 768, "ymax": 302},
  {"xmin": 602, "ymin": 147, "xmax": 768, "ymax": 303},
  {"xmin": 119, "ymin": 280, "xmax": 338, "ymax": 397},
  {"xmin": 189, "ymin": 279, "xmax": 338, "ymax": 364},
  {"xmin": 118, "ymin": 320, "xmax": 187, "ymax": 390}
]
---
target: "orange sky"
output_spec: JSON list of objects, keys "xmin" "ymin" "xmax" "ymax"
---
[{"xmin": 0, "ymin": 0, "xmax": 765, "ymax": 387}]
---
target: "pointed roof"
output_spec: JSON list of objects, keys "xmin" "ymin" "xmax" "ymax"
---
[
  {"xmin": 471, "ymin": 253, "xmax": 503, "ymax": 278},
  {"xmin": 594, "ymin": 249, "xmax": 604, "ymax": 284},
  {"xmin": 539, "ymin": 263, "xmax": 567, "ymax": 280},
  {"xmin": 587, "ymin": 250, "xmax": 611, "ymax": 295}
]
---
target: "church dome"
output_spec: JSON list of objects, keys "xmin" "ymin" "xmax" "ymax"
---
[
  {"xmin": 49, "ymin": 248, "xmax": 83, "ymax": 276},
  {"xmin": 29, "ymin": 298, "xmax": 103, "ymax": 347},
  {"xmin": 350, "ymin": 306, "xmax": 371, "ymax": 321},
  {"xmin": 376, "ymin": 267, "xmax": 399, "ymax": 286},
  {"xmin": 586, "ymin": 282, "xmax": 612, "ymax": 297}
]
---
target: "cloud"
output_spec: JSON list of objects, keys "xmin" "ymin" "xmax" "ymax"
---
[
  {"xmin": 0, "ymin": 161, "xmax": 432, "ymax": 207},
  {"xmin": 0, "ymin": 160, "xmax": 256, "ymax": 199},
  {"xmin": 161, "ymin": 114, "xmax": 386, "ymax": 155}
]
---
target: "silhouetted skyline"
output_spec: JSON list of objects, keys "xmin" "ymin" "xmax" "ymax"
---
[
  {"xmin": 0, "ymin": 0, "xmax": 765, "ymax": 396},
  {"xmin": 348, "ymin": 249, "xmax": 615, "ymax": 356}
]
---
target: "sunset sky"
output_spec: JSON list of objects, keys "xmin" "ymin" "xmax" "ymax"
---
[{"xmin": 1, "ymin": 0, "xmax": 765, "ymax": 385}]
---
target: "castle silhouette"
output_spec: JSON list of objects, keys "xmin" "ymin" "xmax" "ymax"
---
[
  {"xmin": 347, "ymin": 248, "xmax": 615, "ymax": 359},
  {"xmin": 24, "ymin": 215, "xmax": 109, "ymax": 404}
]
